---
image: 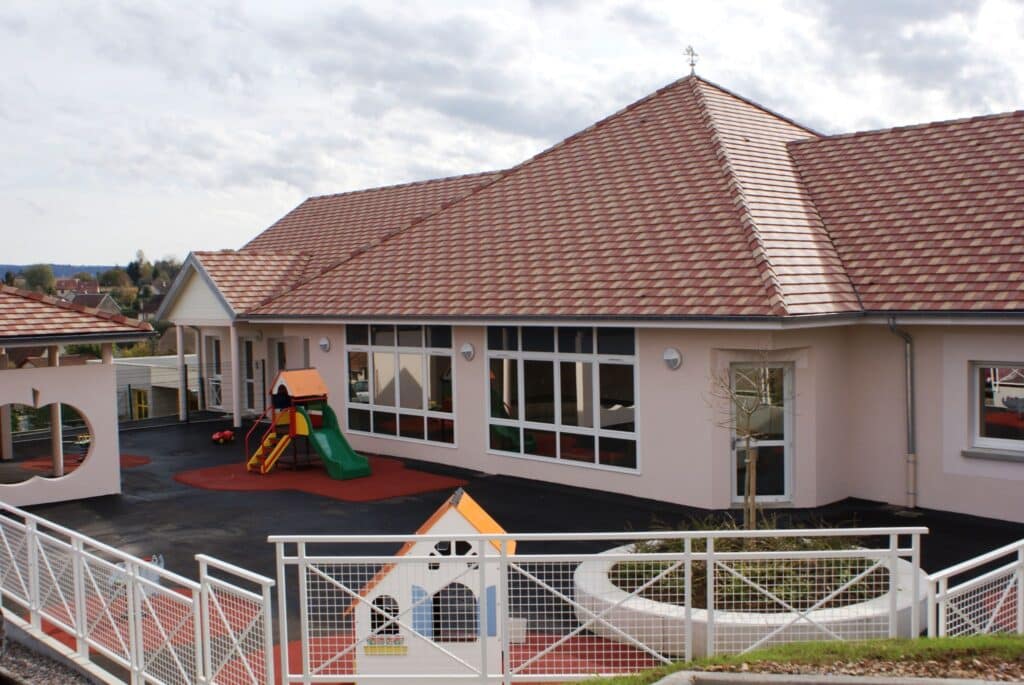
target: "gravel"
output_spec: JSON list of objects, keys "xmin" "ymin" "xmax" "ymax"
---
[
  {"xmin": 698, "ymin": 655, "xmax": 1024, "ymax": 681},
  {"xmin": 0, "ymin": 638, "xmax": 93, "ymax": 685}
]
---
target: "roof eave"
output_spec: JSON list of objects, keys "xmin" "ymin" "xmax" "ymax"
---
[{"xmin": 0, "ymin": 330, "xmax": 154, "ymax": 348}]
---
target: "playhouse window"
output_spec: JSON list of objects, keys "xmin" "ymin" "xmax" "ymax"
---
[
  {"xmin": 487, "ymin": 326, "xmax": 638, "ymax": 471},
  {"xmin": 371, "ymin": 595, "xmax": 400, "ymax": 636},
  {"xmin": 432, "ymin": 583, "xmax": 478, "ymax": 642},
  {"xmin": 974, "ymin": 364, "xmax": 1024, "ymax": 451},
  {"xmin": 345, "ymin": 325, "xmax": 456, "ymax": 446}
]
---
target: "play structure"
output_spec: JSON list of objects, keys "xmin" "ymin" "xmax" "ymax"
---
[{"xmin": 245, "ymin": 369, "xmax": 371, "ymax": 480}]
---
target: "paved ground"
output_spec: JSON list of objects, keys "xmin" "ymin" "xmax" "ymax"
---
[{"xmin": 11, "ymin": 418, "xmax": 1024, "ymax": 582}]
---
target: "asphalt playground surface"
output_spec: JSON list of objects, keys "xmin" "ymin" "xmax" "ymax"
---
[{"xmin": 12, "ymin": 418, "xmax": 1024, "ymax": 582}]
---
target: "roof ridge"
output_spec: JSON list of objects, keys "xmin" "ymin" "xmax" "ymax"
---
[
  {"xmin": 0, "ymin": 285, "xmax": 152, "ymax": 331},
  {"xmin": 300, "ymin": 169, "xmax": 505, "ymax": 203},
  {"xmin": 692, "ymin": 76, "xmax": 822, "ymax": 137},
  {"xmin": 790, "ymin": 109, "xmax": 1024, "ymax": 147},
  {"xmin": 690, "ymin": 78, "xmax": 790, "ymax": 316}
]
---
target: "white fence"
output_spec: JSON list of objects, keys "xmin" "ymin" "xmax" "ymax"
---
[
  {"xmin": 271, "ymin": 527, "xmax": 926, "ymax": 683},
  {"xmin": 0, "ymin": 503, "xmax": 274, "ymax": 685},
  {"xmin": 928, "ymin": 539, "xmax": 1024, "ymax": 638}
]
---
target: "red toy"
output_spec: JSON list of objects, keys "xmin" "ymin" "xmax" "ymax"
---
[{"xmin": 211, "ymin": 430, "xmax": 235, "ymax": 444}]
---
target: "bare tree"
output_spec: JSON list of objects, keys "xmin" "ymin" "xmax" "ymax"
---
[{"xmin": 708, "ymin": 353, "xmax": 778, "ymax": 531}]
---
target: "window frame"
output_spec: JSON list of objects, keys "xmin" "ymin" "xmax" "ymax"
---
[
  {"xmin": 344, "ymin": 324, "xmax": 457, "ymax": 448},
  {"xmin": 728, "ymin": 361, "xmax": 794, "ymax": 505},
  {"xmin": 485, "ymin": 326, "xmax": 641, "ymax": 474},
  {"xmin": 971, "ymin": 361, "xmax": 1024, "ymax": 454}
]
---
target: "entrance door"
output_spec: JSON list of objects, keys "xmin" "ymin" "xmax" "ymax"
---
[
  {"xmin": 242, "ymin": 339, "xmax": 256, "ymax": 411},
  {"xmin": 731, "ymin": 363, "xmax": 792, "ymax": 503},
  {"xmin": 205, "ymin": 337, "xmax": 223, "ymax": 408}
]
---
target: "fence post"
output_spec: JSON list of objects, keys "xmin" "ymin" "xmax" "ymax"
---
[
  {"xmin": 938, "ymin": 577, "xmax": 948, "ymax": 637},
  {"xmin": 684, "ymin": 537, "xmax": 693, "ymax": 662},
  {"xmin": 26, "ymin": 520, "xmax": 40, "ymax": 631},
  {"xmin": 706, "ymin": 536, "xmax": 715, "ymax": 657},
  {"xmin": 275, "ymin": 543, "xmax": 290, "ymax": 683},
  {"xmin": 192, "ymin": 586, "xmax": 204, "ymax": 685},
  {"xmin": 72, "ymin": 537, "xmax": 88, "ymax": 658},
  {"xmin": 499, "ymin": 540, "xmax": 511, "ymax": 685},
  {"xmin": 127, "ymin": 384, "xmax": 133, "ymax": 421},
  {"xmin": 927, "ymin": 579, "xmax": 937, "ymax": 638},
  {"xmin": 479, "ymin": 539, "xmax": 488, "ymax": 683},
  {"xmin": 262, "ymin": 574, "xmax": 275, "ymax": 685},
  {"xmin": 911, "ymin": 533, "xmax": 921, "ymax": 638},
  {"xmin": 127, "ymin": 561, "xmax": 142, "ymax": 685},
  {"xmin": 1017, "ymin": 546, "xmax": 1024, "ymax": 635},
  {"xmin": 199, "ymin": 558, "xmax": 212, "ymax": 684},
  {"xmin": 297, "ymin": 542, "xmax": 310, "ymax": 682},
  {"xmin": 888, "ymin": 534, "xmax": 898, "ymax": 638}
]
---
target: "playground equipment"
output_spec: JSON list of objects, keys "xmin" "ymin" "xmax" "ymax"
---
[{"xmin": 245, "ymin": 369, "xmax": 371, "ymax": 479}]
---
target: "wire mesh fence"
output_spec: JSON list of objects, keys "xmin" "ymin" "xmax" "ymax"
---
[{"xmin": 929, "ymin": 540, "xmax": 1024, "ymax": 638}]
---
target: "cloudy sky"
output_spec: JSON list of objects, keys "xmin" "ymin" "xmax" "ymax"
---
[{"xmin": 1, "ymin": 0, "xmax": 1022, "ymax": 266}]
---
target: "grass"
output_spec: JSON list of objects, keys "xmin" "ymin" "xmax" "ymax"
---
[{"xmin": 579, "ymin": 635, "xmax": 1024, "ymax": 684}]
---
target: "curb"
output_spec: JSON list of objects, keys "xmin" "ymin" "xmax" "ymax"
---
[
  {"xmin": 656, "ymin": 672, "xmax": 991, "ymax": 685},
  {"xmin": 0, "ymin": 664, "xmax": 28, "ymax": 685}
]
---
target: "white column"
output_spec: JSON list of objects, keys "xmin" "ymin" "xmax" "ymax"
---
[
  {"xmin": 230, "ymin": 324, "xmax": 241, "ymax": 428},
  {"xmin": 48, "ymin": 346, "xmax": 63, "ymax": 477},
  {"xmin": 101, "ymin": 343, "xmax": 113, "ymax": 364},
  {"xmin": 176, "ymin": 325, "xmax": 187, "ymax": 421},
  {"xmin": 195, "ymin": 328, "xmax": 206, "ymax": 410},
  {"xmin": 0, "ymin": 348, "xmax": 11, "ymax": 461}
]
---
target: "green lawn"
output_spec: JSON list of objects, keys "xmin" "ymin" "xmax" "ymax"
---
[{"xmin": 581, "ymin": 635, "xmax": 1024, "ymax": 684}]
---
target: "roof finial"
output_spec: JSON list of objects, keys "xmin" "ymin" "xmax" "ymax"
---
[{"xmin": 684, "ymin": 45, "xmax": 699, "ymax": 76}]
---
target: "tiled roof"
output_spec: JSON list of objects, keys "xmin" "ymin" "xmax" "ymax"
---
[
  {"xmin": 240, "ymin": 171, "xmax": 503, "ymax": 273},
  {"xmin": 192, "ymin": 251, "xmax": 317, "ymax": 314},
  {"xmin": 790, "ymin": 111, "xmax": 1024, "ymax": 311},
  {"xmin": 0, "ymin": 286, "xmax": 151, "ymax": 343},
  {"xmin": 253, "ymin": 78, "xmax": 798, "ymax": 318}
]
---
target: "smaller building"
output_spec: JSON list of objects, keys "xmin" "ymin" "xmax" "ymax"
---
[
  {"xmin": 70, "ymin": 292, "xmax": 121, "ymax": 315},
  {"xmin": 93, "ymin": 354, "xmax": 199, "ymax": 421},
  {"xmin": 55, "ymin": 278, "xmax": 99, "ymax": 297}
]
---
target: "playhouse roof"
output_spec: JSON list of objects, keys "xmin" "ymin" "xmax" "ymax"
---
[
  {"xmin": 410, "ymin": 488, "xmax": 515, "ymax": 555},
  {"xmin": 272, "ymin": 368, "xmax": 329, "ymax": 399},
  {"xmin": 0, "ymin": 285, "xmax": 152, "ymax": 346}
]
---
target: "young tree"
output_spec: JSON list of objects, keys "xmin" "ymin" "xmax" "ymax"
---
[
  {"xmin": 99, "ymin": 267, "xmax": 130, "ymax": 288},
  {"xmin": 22, "ymin": 264, "xmax": 55, "ymax": 293},
  {"xmin": 72, "ymin": 271, "xmax": 96, "ymax": 282},
  {"xmin": 709, "ymin": 354, "xmax": 780, "ymax": 531}
]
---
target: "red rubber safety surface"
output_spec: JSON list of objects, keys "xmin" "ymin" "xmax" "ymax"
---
[
  {"xmin": 20, "ymin": 453, "xmax": 151, "ymax": 473},
  {"xmin": 172, "ymin": 455, "xmax": 467, "ymax": 503}
]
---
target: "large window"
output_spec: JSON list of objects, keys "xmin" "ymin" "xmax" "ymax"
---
[
  {"xmin": 487, "ymin": 326, "xmax": 637, "ymax": 470},
  {"xmin": 346, "ymin": 325, "xmax": 455, "ymax": 445},
  {"xmin": 974, "ymin": 364, "xmax": 1024, "ymax": 452}
]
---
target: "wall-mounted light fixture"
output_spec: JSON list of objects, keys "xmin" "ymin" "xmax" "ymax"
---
[
  {"xmin": 663, "ymin": 347, "xmax": 682, "ymax": 370},
  {"xmin": 319, "ymin": 336, "xmax": 331, "ymax": 352},
  {"xmin": 460, "ymin": 342, "xmax": 475, "ymax": 361}
]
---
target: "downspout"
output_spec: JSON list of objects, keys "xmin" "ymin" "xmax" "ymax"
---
[{"xmin": 888, "ymin": 316, "xmax": 917, "ymax": 508}]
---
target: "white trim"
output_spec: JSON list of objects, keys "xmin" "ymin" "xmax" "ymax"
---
[
  {"xmin": 729, "ymin": 362, "xmax": 795, "ymax": 505},
  {"xmin": 970, "ymin": 361, "xmax": 1024, "ymax": 454},
  {"xmin": 156, "ymin": 255, "xmax": 237, "ymax": 323}
]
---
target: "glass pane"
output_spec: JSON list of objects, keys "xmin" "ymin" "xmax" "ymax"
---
[
  {"xmin": 599, "ymin": 364, "xmax": 635, "ymax": 432},
  {"xmin": 522, "ymin": 326, "xmax": 555, "ymax": 352},
  {"xmin": 426, "ymin": 326, "xmax": 452, "ymax": 349},
  {"xmin": 597, "ymin": 328, "xmax": 634, "ymax": 355},
  {"xmin": 399, "ymin": 353, "xmax": 424, "ymax": 409},
  {"xmin": 523, "ymin": 360, "xmax": 555, "ymax": 423},
  {"xmin": 560, "ymin": 432, "xmax": 595, "ymax": 462},
  {"xmin": 346, "ymin": 325, "xmax": 369, "ymax": 346},
  {"xmin": 560, "ymin": 361, "xmax": 593, "ymax": 427},
  {"xmin": 732, "ymin": 366, "xmax": 786, "ymax": 441},
  {"xmin": 399, "ymin": 414, "xmax": 425, "ymax": 440},
  {"xmin": 599, "ymin": 436, "xmax": 637, "ymax": 469},
  {"xmin": 427, "ymin": 417, "xmax": 455, "ymax": 444},
  {"xmin": 979, "ymin": 366, "xmax": 1024, "ymax": 442},
  {"xmin": 736, "ymin": 444, "xmax": 785, "ymax": 497},
  {"xmin": 397, "ymin": 325, "xmax": 423, "ymax": 347},
  {"xmin": 372, "ymin": 411, "xmax": 397, "ymax": 435},
  {"xmin": 489, "ymin": 424, "xmax": 520, "ymax": 453},
  {"xmin": 428, "ymin": 355, "xmax": 453, "ymax": 413},
  {"xmin": 487, "ymin": 326, "xmax": 518, "ymax": 351},
  {"xmin": 524, "ymin": 428, "xmax": 557, "ymax": 458},
  {"xmin": 347, "ymin": 352, "xmax": 370, "ymax": 404},
  {"xmin": 558, "ymin": 327, "xmax": 593, "ymax": 354},
  {"xmin": 489, "ymin": 358, "xmax": 518, "ymax": 420},
  {"xmin": 373, "ymin": 352, "xmax": 396, "ymax": 406},
  {"xmin": 372, "ymin": 325, "xmax": 395, "ymax": 346},
  {"xmin": 348, "ymin": 408, "xmax": 371, "ymax": 432}
]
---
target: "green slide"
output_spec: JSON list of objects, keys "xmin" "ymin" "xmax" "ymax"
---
[{"xmin": 297, "ymin": 405, "xmax": 372, "ymax": 480}]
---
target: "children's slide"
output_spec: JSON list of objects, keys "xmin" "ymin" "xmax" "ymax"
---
[{"xmin": 297, "ymin": 405, "xmax": 371, "ymax": 480}]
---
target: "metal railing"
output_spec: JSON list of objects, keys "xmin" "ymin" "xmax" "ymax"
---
[
  {"xmin": 0, "ymin": 503, "xmax": 275, "ymax": 685},
  {"xmin": 271, "ymin": 527, "xmax": 926, "ymax": 683},
  {"xmin": 928, "ymin": 539, "xmax": 1024, "ymax": 638}
]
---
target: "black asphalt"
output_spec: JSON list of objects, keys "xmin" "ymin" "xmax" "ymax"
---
[{"xmin": 14, "ymin": 419, "xmax": 1024, "ymax": 582}]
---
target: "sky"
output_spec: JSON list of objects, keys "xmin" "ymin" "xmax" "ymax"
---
[{"xmin": 1, "ymin": 0, "xmax": 1022, "ymax": 266}]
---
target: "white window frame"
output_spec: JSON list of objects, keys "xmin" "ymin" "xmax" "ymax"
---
[
  {"xmin": 344, "ymin": 325, "xmax": 457, "ymax": 448},
  {"xmin": 485, "ymin": 326, "xmax": 641, "ymax": 474},
  {"xmin": 205, "ymin": 335, "xmax": 223, "ymax": 408},
  {"xmin": 729, "ymin": 362, "xmax": 794, "ymax": 505},
  {"xmin": 971, "ymin": 361, "xmax": 1024, "ymax": 454}
]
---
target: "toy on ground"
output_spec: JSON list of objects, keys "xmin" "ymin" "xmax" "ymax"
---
[
  {"xmin": 211, "ymin": 430, "xmax": 235, "ymax": 444},
  {"xmin": 245, "ymin": 368, "xmax": 371, "ymax": 480}
]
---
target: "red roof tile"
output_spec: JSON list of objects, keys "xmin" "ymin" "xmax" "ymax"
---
[
  {"xmin": 790, "ymin": 111, "xmax": 1024, "ymax": 312},
  {"xmin": 0, "ymin": 286, "xmax": 151, "ymax": 343},
  {"xmin": 192, "ymin": 251, "xmax": 317, "ymax": 314}
]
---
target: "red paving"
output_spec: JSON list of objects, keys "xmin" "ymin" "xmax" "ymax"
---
[
  {"xmin": 21, "ymin": 453, "xmax": 151, "ymax": 473},
  {"xmin": 173, "ymin": 455, "xmax": 467, "ymax": 502}
]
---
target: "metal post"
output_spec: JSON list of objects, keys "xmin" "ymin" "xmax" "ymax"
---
[
  {"xmin": 888, "ymin": 534, "xmax": 899, "ymax": 638},
  {"xmin": 911, "ymin": 533, "xmax": 921, "ymax": 637},
  {"xmin": 1017, "ymin": 547, "xmax": 1024, "ymax": 635},
  {"xmin": 72, "ymin": 538, "xmax": 88, "ymax": 658},
  {"xmin": 262, "ymin": 576, "xmax": 275, "ymax": 685},
  {"xmin": 684, "ymin": 537, "xmax": 693, "ymax": 662},
  {"xmin": 499, "ymin": 540, "xmax": 511, "ymax": 685},
  {"xmin": 297, "ymin": 542, "xmax": 310, "ymax": 684},
  {"xmin": 199, "ymin": 559, "xmax": 212, "ymax": 684},
  {"xmin": 26, "ymin": 520, "xmax": 40, "ymax": 631},
  {"xmin": 127, "ymin": 383, "xmax": 134, "ymax": 421},
  {"xmin": 479, "ymin": 540, "xmax": 488, "ymax": 683},
  {"xmin": 706, "ymin": 537, "xmax": 715, "ymax": 657},
  {"xmin": 938, "ymin": 577, "xmax": 948, "ymax": 637},
  {"xmin": 127, "ymin": 562, "xmax": 142, "ymax": 685},
  {"xmin": 192, "ymin": 587, "xmax": 204, "ymax": 685},
  {"xmin": 276, "ymin": 543, "xmax": 290, "ymax": 683},
  {"xmin": 927, "ymin": 580, "xmax": 937, "ymax": 638}
]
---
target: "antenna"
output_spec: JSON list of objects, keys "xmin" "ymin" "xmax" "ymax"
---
[{"xmin": 684, "ymin": 45, "xmax": 699, "ymax": 76}]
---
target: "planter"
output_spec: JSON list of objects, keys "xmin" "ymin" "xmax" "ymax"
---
[{"xmin": 573, "ymin": 545, "xmax": 929, "ymax": 657}]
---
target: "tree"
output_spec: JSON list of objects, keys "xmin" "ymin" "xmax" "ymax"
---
[
  {"xmin": 72, "ymin": 271, "xmax": 96, "ymax": 282},
  {"xmin": 22, "ymin": 264, "xmax": 55, "ymax": 293},
  {"xmin": 708, "ymin": 353, "xmax": 783, "ymax": 532},
  {"xmin": 3, "ymin": 271, "xmax": 14, "ymax": 286},
  {"xmin": 99, "ymin": 268, "xmax": 130, "ymax": 288}
]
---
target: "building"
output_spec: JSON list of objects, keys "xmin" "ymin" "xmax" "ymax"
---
[
  {"xmin": 158, "ymin": 76, "xmax": 1024, "ymax": 523},
  {"xmin": 55, "ymin": 278, "xmax": 100, "ymax": 297},
  {"xmin": 70, "ymin": 292, "xmax": 122, "ymax": 315}
]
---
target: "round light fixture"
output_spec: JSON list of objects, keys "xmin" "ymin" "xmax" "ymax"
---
[
  {"xmin": 319, "ymin": 336, "xmax": 331, "ymax": 352},
  {"xmin": 460, "ymin": 342, "xmax": 475, "ymax": 361},
  {"xmin": 663, "ymin": 347, "xmax": 682, "ymax": 370}
]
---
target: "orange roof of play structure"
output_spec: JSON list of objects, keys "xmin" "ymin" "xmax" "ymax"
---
[
  {"xmin": 272, "ymin": 368, "xmax": 329, "ymax": 398},
  {"xmin": 406, "ymin": 488, "xmax": 515, "ymax": 555}
]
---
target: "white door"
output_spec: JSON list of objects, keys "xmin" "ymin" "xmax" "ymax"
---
[
  {"xmin": 730, "ymin": 363, "xmax": 793, "ymax": 504},
  {"xmin": 242, "ymin": 339, "xmax": 256, "ymax": 411}
]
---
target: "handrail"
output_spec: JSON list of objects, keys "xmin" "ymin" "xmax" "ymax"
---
[
  {"xmin": 928, "ymin": 538, "xmax": 1024, "ymax": 582},
  {"xmin": 244, "ymin": 404, "xmax": 277, "ymax": 460}
]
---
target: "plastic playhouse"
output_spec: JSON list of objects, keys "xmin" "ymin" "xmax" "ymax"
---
[{"xmin": 245, "ymin": 369, "xmax": 371, "ymax": 480}]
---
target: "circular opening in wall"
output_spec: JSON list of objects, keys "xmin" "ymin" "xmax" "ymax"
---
[{"xmin": 0, "ymin": 403, "xmax": 93, "ymax": 482}]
